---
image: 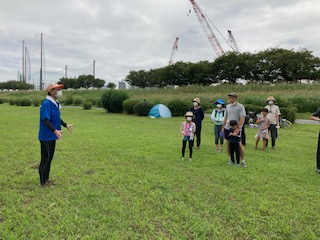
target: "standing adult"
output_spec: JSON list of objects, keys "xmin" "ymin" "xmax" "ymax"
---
[
  {"xmin": 264, "ymin": 96, "xmax": 281, "ymax": 149},
  {"xmin": 310, "ymin": 109, "xmax": 320, "ymax": 174},
  {"xmin": 190, "ymin": 97, "xmax": 204, "ymax": 149},
  {"xmin": 211, "ymin": 98, "xmax": 225, "ymax": 151},
  {"xmin": 221, "ymin": 93, "xmax": 247, "ymax": 167},
  {"xmin": 38, "ymin": 83, "xmax": 73, "ymax": 187}
]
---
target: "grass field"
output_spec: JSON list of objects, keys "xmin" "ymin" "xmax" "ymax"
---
[{"xmin": 0, "ymin": 103, "xmax": 320, "ymax": 239}]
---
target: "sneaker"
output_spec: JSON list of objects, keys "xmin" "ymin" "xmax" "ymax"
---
[
  {"xmin": 235, "ymin": 163, "xmax": 240, "ymax": 167},
  {"xmin": 242, "ymin": 161, "xmax": 247, "ymax": 168},
  {"xmin": 316, "ymin": 169, "xmax": 320, "ymax": 174},
  {"xmin": 181, "ymin": 157, "xmax": 184, "ymax": 161},
  {"xmin": 227, "ymin": 160, "xmax": 234, "ymax": 165},
  {"xmin": 189, "ymin": 158, "xmax": 192, "ymax": 162}
]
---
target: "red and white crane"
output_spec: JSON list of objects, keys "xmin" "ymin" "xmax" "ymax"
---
[
  {"xmin": 188, "ymin": 0, "xmax": 239, "ymax": 57},
  {"xmin": 168, "ymin": 37, "xmax": 179, "ymax": 65},
  {"xmin": 189, "ymin": 0, "xmax": 225, "ymax": 57}
]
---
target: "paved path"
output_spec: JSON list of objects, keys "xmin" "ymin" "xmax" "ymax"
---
[{"xmin": 294, "ymin": 119, "xmax": 318, "ymax": 124}]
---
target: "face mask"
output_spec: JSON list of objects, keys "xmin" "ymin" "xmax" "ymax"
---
[
  {"xmin": 187, "ymin": 117, "xmax": 193, "ymax": 121},
  {"xmin": 216, "ymin": 104, "xmax": 222, "ymax": 108},
  {"xmin": 268, "ymin": 100, "xmax": 274, "ymax": 105},
  {"xmin": 193, "ymin": 102, "xmax": 198, "ymax": 107},
  {"xmin": 56, "ymin": 90, "xmax": 63, "ymax": 98},
  {"xmin": 230, "ymin": 102, "xmax": 237, "ymax": 106}
]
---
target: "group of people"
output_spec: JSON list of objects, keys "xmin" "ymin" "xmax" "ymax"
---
[
  {"xmin": 180, "ymin": 93, "xmax": 282, "ymax": 167},
  {"xmin": 38, "ymin": 82, "xmax": 320, "ymax": 188}
]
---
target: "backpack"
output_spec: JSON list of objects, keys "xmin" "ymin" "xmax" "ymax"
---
[{"xmin": 215, "ymin": 109, "xmax": 225, "ymax": 118}]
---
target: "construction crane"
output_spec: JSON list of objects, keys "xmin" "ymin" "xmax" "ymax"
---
[
  {"xmin": 168, "ymin": 37, "xmax": 179, "ymax": 65},
  {"xmin": 227, "ymin": 30, "xmax": 239, "ymax": 52},
  {"xmin": 189, "ymin": 0, "xmax": 225, "ymax": 57}
]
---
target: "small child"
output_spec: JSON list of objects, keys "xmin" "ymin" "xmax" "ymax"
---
[
  {"xmin": 180, "ymin": 111, "xmax": 196, "ymax": 162},
  {"xmin": 255, "ymin": 108, "xmax": 270, "ymax": 150},
  {"xmin": 228, "ymin": 120, "xmax": 241, "ymax": 166}
]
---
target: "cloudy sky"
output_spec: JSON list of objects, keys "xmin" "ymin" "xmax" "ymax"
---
[{"xmin": 0, "ymin": 0, "xmax": 319, "ymax": 86}]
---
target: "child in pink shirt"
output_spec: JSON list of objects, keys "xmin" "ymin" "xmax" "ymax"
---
[{"xmin": 180, "ymin": 111, "xmax": 196, "ymax": 162}]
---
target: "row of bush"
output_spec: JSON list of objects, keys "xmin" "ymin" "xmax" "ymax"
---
[{"xmin": 99, "ymin": 90, "xmax": 298, "ymax": 122}]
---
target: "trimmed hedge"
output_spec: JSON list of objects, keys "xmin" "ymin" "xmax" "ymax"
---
[
  {"xmin": 123, "ymin": 98, "xmax": 140, "ymax": 114},
  {"xmin": 101, "ymin": 90, "xmax": 129, "ymax": 113},
  {"xmin": 134, "ymin": 101, "xmax": 153, "ymax": 116},
  {"xmin": 83, "ymin": 101, "xmax": 92, "ymax": 110},
  {"xmin": 167, "ymin": 99, "xmax": 190, "ymax": 117}
]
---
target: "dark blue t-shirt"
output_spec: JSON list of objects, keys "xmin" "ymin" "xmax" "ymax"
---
[{"xmin": 38, "ymin": 99, "xmax": 61, "ymax": 141}]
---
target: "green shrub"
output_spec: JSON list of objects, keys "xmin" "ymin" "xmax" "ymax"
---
[
  {"xmin": 33, "ymin": 99, "xmax": 40, "ymax": 107},
  {"xmin": 73, "ymin": 97, "xmax": 82, "ymax": 105},
  {"xmin": 198, "ymin": 96, "xmax": 212, "ymax": 112},
  {"xmin": 17, "ymin": 98, "xmax": 32, "ymax": 106},
  {"xmin": 243, "ymin": 96, "xmax": 265, "ymax": 107},
  {"xmin": 280, "ymin": 106, "xmax": 296, "ymax": 123},
  {"xmin": 9, "ymin": 99, "xmax": 16, "ymax": 105},
  {"xmin": 101, "ymin": 90, "xmax": 129, "ymax": 113},
  {"xmin": 134, "ymin": 101, "xmax": 153, "ymax": 116},
  {"xmin": 83, "ymin": 101, "xmax": 92, "ymax": 110},
  {"xmin": 0, "ymin": 98, "xmax": 4, "ymax": 104},
  {"xmin": 289, "ymin": 96, "xmax": 320, "ymax": 113},
  {"xmin": 123, "ymin": 98, "xmax": 140, "ymax": 114},
  {"xmin": 167, "ymin": 99, "xmax": 189, "ymax": 117},
  {"xmin": 244, "ymin": 104, "xmax": 263, "ymax": 113},
  {"xmin": 64, "ymin": 96, "xmax": 73, "ymax": 105}
]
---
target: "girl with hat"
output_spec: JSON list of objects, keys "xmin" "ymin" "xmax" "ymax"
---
[
  {"xmin": 211, "ymin": 99, "xmax": 226, "ymax": 151},
  {"xmin": 180, "ymin": 111, "xmax": 196, "ymax": 162},
  {"xmin": 190, "ymin": 97, "xmax": 204, "ymax": 149},
  {"xmin": 264, "ymin": 96, "xmax": 281, "ymax": 149}
]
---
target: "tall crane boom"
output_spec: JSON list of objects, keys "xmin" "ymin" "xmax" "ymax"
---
[
  {"xmin": 189, "ymin": 0, "xmax": 224, "ymax": 57},
  {"xmin": 227, "ymin": 30, "xmax": 239, "ymax": 53},
  {"xmin": 168, "ymin": 37, "xmax": 179, "ymax": 65}
]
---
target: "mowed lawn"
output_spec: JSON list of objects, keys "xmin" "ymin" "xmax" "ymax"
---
[{"xmin": 0, "ymin": 104, "xmax": 319, "ymax": 239}]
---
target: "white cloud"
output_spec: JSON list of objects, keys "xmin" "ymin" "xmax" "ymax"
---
[{"xmin": 0, "ymin": 0, "xmax": 319, "ymax": 85}]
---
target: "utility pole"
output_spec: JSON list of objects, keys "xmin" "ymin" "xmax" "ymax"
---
[
  {"xmin": 65, "ymin": 65, "xmax": 68, "ymax": 78},
  {"xmin": 40, "ymin": 33, "xmax": 43, "ymax": 90},
  {"xmin": 22, "ymin": 40, "xmax": 25, "ymax": 82},
  {"xmin": 93, "ymin": 60, "xmax": 95, "ymax": 78}
]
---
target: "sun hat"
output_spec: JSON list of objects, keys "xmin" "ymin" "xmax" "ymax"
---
[
  {"xmin": 185, "ymin": 111, "xmax": 194, "ymax": 118},
  {"xmin": 46, "ymin": 82, "xmax": 64, "ymax": 93},
  {"xmin": 193, "ymin": 97, "xmax": 200, "ymax": 104},
  {"xmin": 228, "ymin": 92, "xmax": 238, "ymax": 98},
  {"xmin": 266, "ymin": 96, "xmax": 276, "ymax": 102},
  {"xmin": 214, "ymin": 98, "xmax": 225, "ymax": 105}
]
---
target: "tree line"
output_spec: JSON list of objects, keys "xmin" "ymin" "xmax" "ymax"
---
[
  {"xmin": 0, "ymin": 75, "xmax": 106, "ymax": 90},
  {"xmin": 124, "ymin": 48, "xmax": 320, "ymax": 88}
]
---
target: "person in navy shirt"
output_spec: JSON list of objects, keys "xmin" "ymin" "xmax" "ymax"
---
[
  {"xmin": 190, "ymin": 97, "xmax": 204, "ymax": 149},
  {"xmin": 38, "ymin": 83, "xmax": 73, "ymax": 186}
]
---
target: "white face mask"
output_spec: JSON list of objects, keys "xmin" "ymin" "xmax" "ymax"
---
[
  {"xmin": 187, "ymin": 117, "xmax": 193, "ymax": 121},
  {"xmin": 230, "ymin": 102, "xmax": 237, "ymax": 106},
  {"xmin": 268, "ymin": 100, "xmax": 274, "ymax": 105},
  {"xmin": 193, "ymin": 102, "xmax": 199, "ymax": 107},
  {"xmin": 216, "ymin": 104, "xmax": 222, "ymax": 108},
  {"xmin": 56, "ymin": 90, "xmax": 63, "ymax": 98}
]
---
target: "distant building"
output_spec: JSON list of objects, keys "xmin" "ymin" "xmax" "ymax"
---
[{"xmin": 119, "ymin": 81, "xmax": 126, "ymax": 89}]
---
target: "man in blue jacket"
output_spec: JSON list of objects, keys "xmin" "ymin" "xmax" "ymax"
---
[{"xmin": 38, "ymin": 83, "xmax": 73, "ymax": 186}]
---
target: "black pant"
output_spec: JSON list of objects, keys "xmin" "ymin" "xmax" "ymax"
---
[
  {"xmin": 317, "ymin": 132, "xmax": 320, "ymax": 169},
  {"xmin": 229, "ymin": 142, "xmax": 240, "ymax": 164},
  {"xmin": 182, "ymin": 140, "xmax": 194, "ymax": 158},
  {"xmin": 39, "ymin": 141, "xmax": 56, "ymax": 185},
  {"xmin": 194, "ymin": 124, "xmax": 202, "ymax": 148},
  {"xmin": 266, "ymin": 124, "xmax": 277, "ymax": 147}
]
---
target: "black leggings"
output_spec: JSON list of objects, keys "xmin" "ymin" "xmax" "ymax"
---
[
  {"xmin": 182, "ymin": 140, "xmax": 194, "ymax": 158},
  {"xmin": 194, "ymin": 124, "xmax": 202, "ymax": 147},
  {"xmin": 229, "ymin": 142, "xmax": 240, "ymax": 164},
  {"xmin": 39, "ymin": 141, "xmax": 56, "ymax": 185},
  {"xmin": 266, "ymin": 124, "xmax": 278, "ymax": 147}
]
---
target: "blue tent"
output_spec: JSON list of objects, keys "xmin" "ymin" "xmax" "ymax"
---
[{"xmin": 148, "ymin": 104, "xmax": 172, "ymax": 118}]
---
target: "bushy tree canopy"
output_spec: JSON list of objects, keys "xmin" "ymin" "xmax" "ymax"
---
[{"xmin": 124, "ymin": 48, "xmax": 320, "ymax": 88}]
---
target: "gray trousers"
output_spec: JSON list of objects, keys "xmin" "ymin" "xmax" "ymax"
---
[{"xmin": 214, "ymin": 125, "xmax": 224, "ymax": 145}]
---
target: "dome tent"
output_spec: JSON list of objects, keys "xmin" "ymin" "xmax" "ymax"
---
[{"xmin": 148, "ymin": 104, "xmax": 172, "ymax": 118}]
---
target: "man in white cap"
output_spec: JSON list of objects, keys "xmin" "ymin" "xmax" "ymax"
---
[
  {"xmin": 221, "ymin": 92, "xmax": 247, "ymax": 167},
  {"xmin": 38, "ymin": 82, "xmax": 73, "ymax": 187}
]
